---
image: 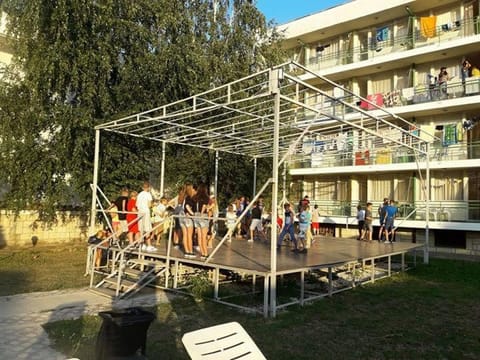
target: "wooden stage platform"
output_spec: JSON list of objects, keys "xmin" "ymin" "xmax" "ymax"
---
[
  {"xmin": 143, "ymin": 235, "xmax": 421, "ymax": 274},
  {"xmin": 119, "ymin": 236, "xmax": 423, "ymax": 316}
]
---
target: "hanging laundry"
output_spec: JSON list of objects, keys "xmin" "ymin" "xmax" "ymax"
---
[
  {"xmin": 442, "ymin": 124, "xmax": 457, "ymax": 146},
  {"xmin": 456, "ymin": 122, "xmax": 463, "ymax": 141},
  {"xmin": 420, "ymin": 125, "xmax": 435, "ymax": 142},
  {"xmin": 420, "ymin": 16, "xmax": 437, "ymax": 38},
  {"xmin": 376, "ymin": 26, "xmax": 389, "ymax": 42}
]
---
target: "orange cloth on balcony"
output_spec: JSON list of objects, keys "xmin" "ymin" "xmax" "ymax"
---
[{"xmin": 420, "ymin": 16, "xmax": 437, "ymax": 38}]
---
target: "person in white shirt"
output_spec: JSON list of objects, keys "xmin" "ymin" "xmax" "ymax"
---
[{"xmin": 136, "ymin": 181, "xmax": 156, "ymax": 252}]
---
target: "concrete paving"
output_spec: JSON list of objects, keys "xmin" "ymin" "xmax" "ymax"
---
[{"xmin": 0, "ymin": 288, "xmax": 172, "ymax": 360}]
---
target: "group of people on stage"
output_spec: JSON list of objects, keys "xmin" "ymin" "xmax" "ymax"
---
[
  {"xmin": 101, "ymin": 182, "xmax": 398, "ymax": 261},
  {"xmin": 356, "ymin": 197, "xmax": 397, "ymax": 243}
]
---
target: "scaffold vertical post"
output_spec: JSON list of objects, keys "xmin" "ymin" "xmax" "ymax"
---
[
  {"xmin": 214, "ymin": 151, "xmax": 219, "ymax": 198},
  {"xmin": 270, "ymin": 67, "xmax": 282, "ymax": 317},
  {"xmin": 253, "ymin": 157, "xmax": 257, "ymax": 198},
  {"xmin": 90, "ymin": 129, "xmax": 101, "ymax": 235},
  {"xmin": 425, "ymin": 142, "xmax": 430, "ymax": 264},
  {"xmin": 160, "ymin": 141, "xmax": 166, "ymax": 196}
]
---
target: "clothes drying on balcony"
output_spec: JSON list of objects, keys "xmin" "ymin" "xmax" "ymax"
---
[
  {"xmin": 376, "ymin": 26, "xmax": 389, "ymax": 42},
  {"xmin": 420, "ymin": 125, "xmax": 435, "ymax": 142},
  {"xmin": 360, "ymin": 93, "xmax": 384, "ymax": 110},
  {"xmin": 442, "ymin": 124, "xmax": 457, "ymax": 146},
  {"xmin": 383, "ymin": 89, "xmax": 401, "ymax": 107},
  {"xmin": 420, "ymin": 16, "xmax": 437, "ymax": 38}
]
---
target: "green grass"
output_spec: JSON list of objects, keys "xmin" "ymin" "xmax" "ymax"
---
[
  {"xmin": 0, "ymin": 244, "xmax": 89, "ymax": 296},
  {"xmin": 44, "ymin": 258, "xmax": 480, "ymax": 359}
]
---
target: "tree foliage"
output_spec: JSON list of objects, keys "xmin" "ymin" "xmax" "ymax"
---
[{"xmin": 0, "ymin": 0, "xmax": 285, "ymax": 220}]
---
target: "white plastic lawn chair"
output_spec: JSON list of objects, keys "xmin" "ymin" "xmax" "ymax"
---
[{"xmin": 182, "ymin": 321, "xmax": 267, "ymax": 360}]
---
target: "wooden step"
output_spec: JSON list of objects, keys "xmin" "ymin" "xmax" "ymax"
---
[
  {"xmin": 89, "ymin": 286, "xmax": 118, "ymax": 299},
  {"xmin": 104, "ymin": 277, "xmax": 138, "ymax": 288},
  {"xmin": 128, "ymin": 258, "xmax": 165, "ymax": 269}
]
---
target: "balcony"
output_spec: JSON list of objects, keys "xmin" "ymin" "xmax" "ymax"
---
[
  {"xmin": 289, "ymin": 140, "xmax": 480, "ymax": 173},
  {"xmin": 306, "ymin": 16, "xmax": 480, "ymax": 73},
  {"xmin": 310, "ymin": 200, "xmax": 480, "ymax": 226}
]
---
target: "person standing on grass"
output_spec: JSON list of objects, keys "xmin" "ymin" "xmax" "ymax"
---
[
  {"xmin": 311, "ymin": 204, "xmax": 320, "ymax": 235},
  {"xmin": 277, "ymin": 203, "xmax": 297, "ymax": 250},
  {"xmin": 361, "ymin": 202, "xmax": 373, "ymax": 242},
  {"xmin": 384, "ymin": 199, "xmax": 398, "ymax": 243},
  {"xmin": 356, "ymin": 204, "xmax": 365, "ymax": 240}
]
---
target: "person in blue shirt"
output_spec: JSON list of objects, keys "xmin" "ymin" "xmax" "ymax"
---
[
  {"xmin": 277, "ymin": 203, "xmax": 297, "ymax": 250},
  {"xmin": 383, "ymin": 199, "xmax": 398, "ymax": 243}
]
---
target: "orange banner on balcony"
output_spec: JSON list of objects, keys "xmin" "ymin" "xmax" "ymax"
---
[{"xmin": 420, "ymin": 16, "xmax": 437, "ymax": 38}]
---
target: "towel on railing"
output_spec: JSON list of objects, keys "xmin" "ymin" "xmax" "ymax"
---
[
  {"xmin": 376, "ymin": 26, "xmax": 389, "ymax": 42},
  {"xmin": 420, "ymin": 16, "xmax": 437, "ymax": 38},
  {"xmin": 443, "ymin": 124, "xmax": 457, "ymax": 146}
]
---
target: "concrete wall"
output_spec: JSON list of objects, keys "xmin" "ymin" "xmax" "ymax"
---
[{"xmin": 0, "ymin": 210, "xmax": 90, "ymax": 248}]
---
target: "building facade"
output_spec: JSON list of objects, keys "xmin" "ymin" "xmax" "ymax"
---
[
  {"xmin": 0, "ymin": 12, "xmax": 12, "ymax": 73},
  {"xmin": 278, "ymin": 0, "xmax": 480, "ymax": 253}
]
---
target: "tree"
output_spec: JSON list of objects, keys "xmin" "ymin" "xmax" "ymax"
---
[{"xmin": 0, "ymin": 0, "xmax": 285, "ymax": 221}]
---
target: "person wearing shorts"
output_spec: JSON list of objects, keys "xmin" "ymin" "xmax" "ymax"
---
[
  {"xmin": 137, "ymin": 181, "xmax": 156, "ymax": 252},
  {"xmin": 361, "ymin": 202, "xmax": 373, "ymax": 242},
  {"xmin": 249, "ymin": 201, "xmax": 264, "ymax": 242}
]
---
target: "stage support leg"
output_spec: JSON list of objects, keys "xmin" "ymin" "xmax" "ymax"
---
[
  {"xmin": 173, "ymin": 260, "xmax": 179, "ymax": 289},
  {"xmin": 213, "ymin": 268, "xmax": 219, "ymax": 300},
  {"xmin": 263, "ymin": 275, "xmax": 269, "ymax": 318},
  {"xmin": 388, "ymin": 256, "xmax": 391, "ymax": 277},
  {"xmin": 300, "ymin": 271, "xmax": 305, "ymax": 306},
  {"xmin": 328, "ymin": 267, "xmax": 333, "ymax": 297},
  {"xmin": 371, "ymin": 260, "xmax": 375, "ymax": 283},
  {"xmin": 252, "ymin": 274, "xmax": 256, "ymax": 293},
  {"xmin": 401, "ymin": 253, "xmax": 405, "ymax": 271}
]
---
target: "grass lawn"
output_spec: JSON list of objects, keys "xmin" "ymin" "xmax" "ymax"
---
[
  {"xmin": 0, "ymin": 244, "xmax": 89, "ymax": 296},
  {"xmin": 44, "ymin": 257, "xmax": 480, "ymax": 359}
]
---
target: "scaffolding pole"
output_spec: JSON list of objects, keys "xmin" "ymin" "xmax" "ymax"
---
[
  {"xmin": 214, "ymin": 151, "xmax": 219, "ymax": 198},
  {"xmin": 90, "ymin": 129, "xmax": 101, "ymax": 235},
  {"xmin": 270, "ymin": 68, "xmax": 282, "ymax": 317},
  {"xmin": 424, "ymin": 143, "xmax": 430, "ymax": 264},
  {"xmin": 253, "ymin": 157, "xmax": 257, "ymax": 198},
  {"xmin": 160, "ymin": 141, "xmax": 166, "ymax": 196}
]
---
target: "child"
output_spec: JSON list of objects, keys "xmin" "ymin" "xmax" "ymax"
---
[
  {"xmin": 152, "ymin": 197, "xmax": 168, "ymax": 244},
  {"xmin": 297, "ymin": 206, "xmax": 308, "ymax": 253},
  {"xmin": 88, "ymin": 230, "xmax": 107, "ymax": 268},
  {"xmin": 226, "ymin": 204, "xmax": 237, "ymax": 242},
  {"xmin": 361, "ymin": 202, "xmax": 373, "ymax": 242}
]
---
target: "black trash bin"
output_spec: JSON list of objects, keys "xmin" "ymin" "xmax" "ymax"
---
[{"xmin": 95, "ymin": 307, "xmax": 155, "ymax": 360}]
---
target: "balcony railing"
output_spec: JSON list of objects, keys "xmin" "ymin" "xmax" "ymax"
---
[
  {"xmin": 306, "ymin": 16, "xmax": 480, "ymax": 72},
  {"xmin": 309, "ymin": 199, "xmax": 480, "ymax": 223},
  {"xmin": 290, "ymin": 140, "xmax": 480, "ymax": 170}
]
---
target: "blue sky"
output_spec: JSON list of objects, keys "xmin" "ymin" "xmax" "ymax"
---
[{"xmin": 256, "ymin": 0, "xmax": 348, "ymax": 25}]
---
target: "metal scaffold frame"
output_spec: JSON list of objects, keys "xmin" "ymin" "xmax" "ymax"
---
[{"xmin": 90, "ymin": 61, "xmax": 433, "ymax": 317}]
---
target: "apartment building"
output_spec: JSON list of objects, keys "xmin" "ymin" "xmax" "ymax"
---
[{"xmin": 278, "ymin": 0, "xmax": 480, "ymax": 253}]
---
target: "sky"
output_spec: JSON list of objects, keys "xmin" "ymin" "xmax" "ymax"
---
[{"xmin": 256, "ymin": 0, "xmax": 348, "ymax": 25}]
